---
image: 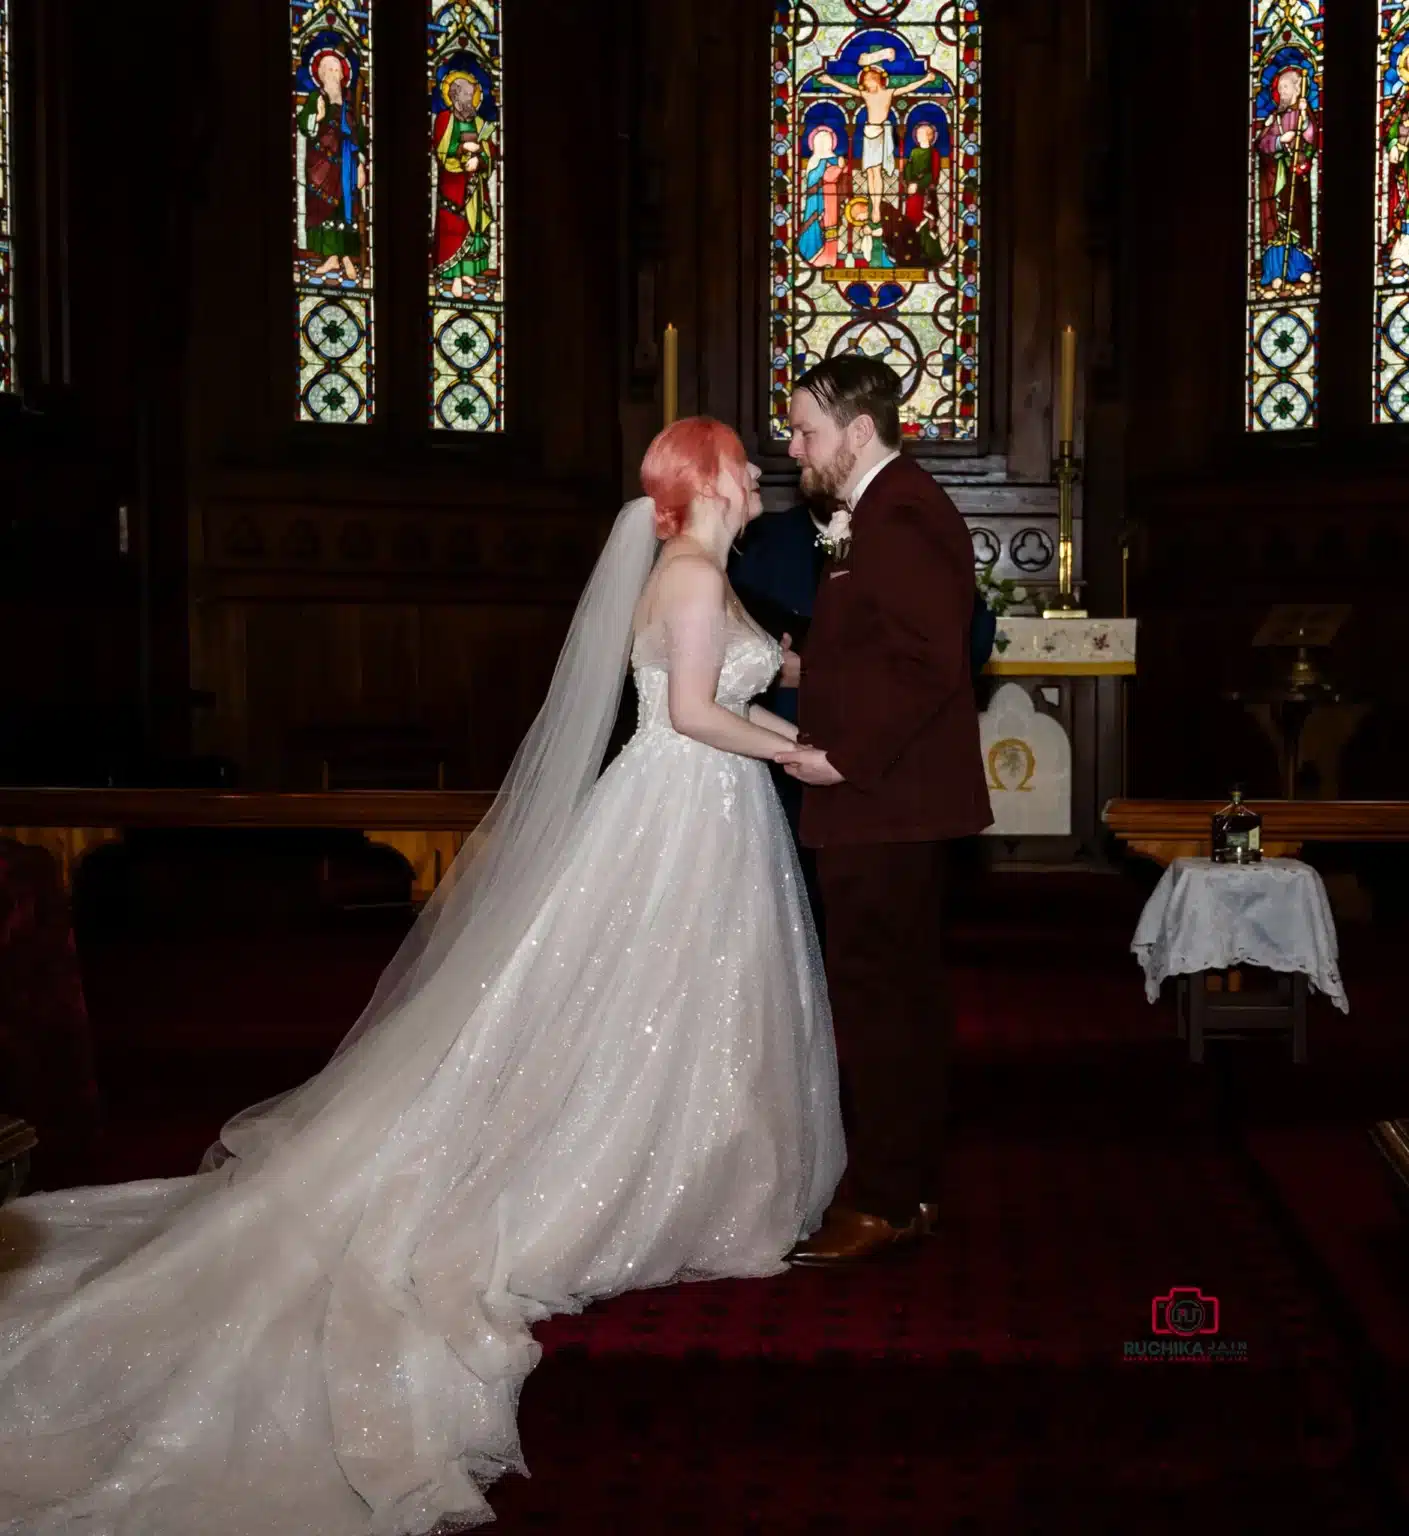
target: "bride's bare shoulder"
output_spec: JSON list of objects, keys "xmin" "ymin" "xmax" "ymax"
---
[
  {"xmin": 656, "ymin": 547, "xmax": 723, "ymax": 587},
  {"xmin": 651, "ymin": 549, "xmax": 726, "ymax": 612},
  {"xmin": 636, "ymin": 547, "xmax": 724, "ymax": 635}
]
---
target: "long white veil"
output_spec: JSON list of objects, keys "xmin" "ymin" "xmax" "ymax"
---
[
  {"xmin": 210, "ymin": 496, "xmax": 659, "ymax": 1172},
  {"xmin": 0, "ymin": 484, "xmax": 844, "ymax": 1536}
]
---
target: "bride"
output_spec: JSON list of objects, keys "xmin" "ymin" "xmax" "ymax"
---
[{"xmin": 0, "ymin": 418, "xmax": 844, "ymax": 1535}]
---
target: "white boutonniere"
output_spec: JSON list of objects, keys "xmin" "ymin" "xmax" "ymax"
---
[{"xmin": 816, "ymin": 508, "xmax": 852, "ymax": 560}]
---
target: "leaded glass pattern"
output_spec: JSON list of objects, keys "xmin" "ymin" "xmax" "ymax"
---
[
  {"xmin": 1376, "ymin": 4, "xmax": 1409, "ymax": 423},
  {"xmin": 292, "ymin": 1, "xmax": 373, "ymax": 424},
  {"xmin": 0, "ymin": 0, "xmax": 16, "ymax": 395},
  {"xmin": 769, "ymin": 1, "xmax": 982, "ymax": 443},
  {"xmin": 428, "ymin": 1, "xmax": 503, "ymax": 432},
  {"xmin": 1247, "ymin": 0, "xmax": 1323, "ymax": 433}
]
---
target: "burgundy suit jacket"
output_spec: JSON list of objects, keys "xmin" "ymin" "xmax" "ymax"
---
[{"xmin": 797, "ymin": 454, "xmax": 993, "ymax": 847}]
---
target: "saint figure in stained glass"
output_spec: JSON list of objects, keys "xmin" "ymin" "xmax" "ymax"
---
[
  {"xmin": 1376, "ymin": 4, "xmax": 1409, "ymax": 423},
  {"xmin": 291, "ymin": 0, "xmax": 374, "ymax": 425},
  {"xmin": 433, "ymin": 71, "xmax": 495, "ymax": 298},
  {"xmin": 898, "ymin": 119, "xmax": 951, "ymax": 266},
  {"xmin": 1384, "ymin": 89, "xmax": 1409, "ymax": 278},
  {"xmin": 799, "ymin": 127, "xmax": 845, "ymax": 268},
  {"xmin": 771, "ymin": 3, "xmax": 982, "ymax": 443},
  {"xmin": 297, "ymin": 45, "xmax": 368, "ymax": 285},
  {"xmin": 1254, "ymin": 65, "xmax": 1319, "ymax": 294},
  {"xmin": 1246, "ymin": 0, "xmax": 1323, "ymax": 434},
  {"xmin": 427, "ymin": 0, "xmax": 503, "ymax": 434},
  {"xmin": 0, "ymin": 0, "xmax": 15, "ymax": 395}
]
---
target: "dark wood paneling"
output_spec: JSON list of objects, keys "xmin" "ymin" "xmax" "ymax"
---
[
  {"xmin": 176, "ymin": 0, "xmax": 623, "ymax": 787},
  {"xmin": 21, "ymin": 0, "xmax": 1383, "ymax": 807}
]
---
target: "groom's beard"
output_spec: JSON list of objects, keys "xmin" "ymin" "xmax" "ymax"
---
[{"xmin": 799, "ymin": 445, "xmax": 857, "ymax": 503}]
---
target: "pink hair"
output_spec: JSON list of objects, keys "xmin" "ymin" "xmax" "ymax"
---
[{"xmin": 639, "ymin": 416, "xmax": 749, "ymax": 539}]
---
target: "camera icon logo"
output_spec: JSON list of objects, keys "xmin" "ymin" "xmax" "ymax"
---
[{"xmin": 1151, "ymin": 1287, "xmax": 1220, "ymax": 1337}]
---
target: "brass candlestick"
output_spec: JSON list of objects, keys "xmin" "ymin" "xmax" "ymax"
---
[{"xmin": 1043, "ymin": 440, "xmax": 1087, "ymax": 619}]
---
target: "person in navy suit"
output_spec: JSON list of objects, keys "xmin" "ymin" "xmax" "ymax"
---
[
  {"xmin": 728, "ymin": 497, "xmax": 996, "ymax": 945},
  {"xmin": 727, "ymin": 502, "xmax": 827, "ymax": 934}
]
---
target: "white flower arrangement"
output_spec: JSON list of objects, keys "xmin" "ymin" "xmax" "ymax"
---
[
  {"xmin": 976, "ymin": 567, "xmax": 1031, "ymax": 617},
  {"xmin": 815, "ymin": 508, "xmax": 852, "ymax": 560}
]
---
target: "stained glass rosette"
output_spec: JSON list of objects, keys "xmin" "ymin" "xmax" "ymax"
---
[{"xmin": 770, "ymin": 1, "xmax": 982, "ymax": 443}]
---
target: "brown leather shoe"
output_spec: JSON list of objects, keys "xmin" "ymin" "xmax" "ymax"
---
[{"xmin": 787, "ymin": 1207, "xmax": 921, "ymax": 1266}]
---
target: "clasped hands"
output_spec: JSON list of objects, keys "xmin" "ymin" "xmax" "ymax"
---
[
  {"xmin": 775, "ymin": 745, "xmax": 843, "ymax": 785},
  {"xmin": 773, "ymin": 632, "xmax": 843, "ymax": 784}
]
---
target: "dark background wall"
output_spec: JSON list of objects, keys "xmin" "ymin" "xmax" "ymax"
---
[
  {"xmin": 0, "ymin": 0, "xmax": 1403, "ymax": 797},
  {"xmin": 1117, "ymin": 0, "xmax": 1409, "ymax": 800}
]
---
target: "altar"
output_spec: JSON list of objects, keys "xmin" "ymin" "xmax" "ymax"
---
[{"xmin": 978, "ymin": 617, "xmax": 1136, "ymax": 865}]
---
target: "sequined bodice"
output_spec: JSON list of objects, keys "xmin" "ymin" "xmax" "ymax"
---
[{"xmin": 630, "ymin": 615, "xmax": 782, "ymax": 735}]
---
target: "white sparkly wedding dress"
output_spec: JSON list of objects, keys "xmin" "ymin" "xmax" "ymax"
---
[{"xmin": 0, "ymin": 499, "xmax": 844, "ymax": 1535}]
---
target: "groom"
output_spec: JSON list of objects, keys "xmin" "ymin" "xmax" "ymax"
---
[{"xmin": 777, "ymin": 355, "xmax": 992, "ymax": 1264}]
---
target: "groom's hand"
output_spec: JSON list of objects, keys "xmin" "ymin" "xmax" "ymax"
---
[
  {"xmin": 775, "ymin": 746, "xmax": 844, "ymax": 785},
  {"xmin": 778, "ymin": 633, "xmax": 801, "ymax": 689}
]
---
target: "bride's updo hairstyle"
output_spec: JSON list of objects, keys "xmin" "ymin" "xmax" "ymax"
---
[{"xmin": 639, "ymin": 416, "xmax": 750, "ymax": 540}]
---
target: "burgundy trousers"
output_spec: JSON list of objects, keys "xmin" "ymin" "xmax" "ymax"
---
[{"xmin": 815, "ymin": 840, "xmax": 952, "ymax": 1226}]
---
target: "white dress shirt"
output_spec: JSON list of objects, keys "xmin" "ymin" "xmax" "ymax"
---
[{"xmin": 844, "ymin": 449, "xmax": 900, "ymax": 511}]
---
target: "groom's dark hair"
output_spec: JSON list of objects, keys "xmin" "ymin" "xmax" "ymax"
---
[{"xmin": 796, "ymin": 355, "xmax": 903, "ymax": 450}]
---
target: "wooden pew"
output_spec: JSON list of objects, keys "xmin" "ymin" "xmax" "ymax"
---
[
  {"xmin": 1102, "ymin": 799, "xmax": 1409, "ymax": 866},
  {"xmin": 0, "ymin": 789, "xmax": 496, "ymax": 902},
  {"xmin": 1369, "ymin": 1118, "xmax": 1409, "ymax": 1218}
]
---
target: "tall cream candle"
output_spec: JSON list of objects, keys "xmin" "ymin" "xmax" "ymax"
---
[
  {"xmin": 1058, "ymin": 325, "xmax": 1076, "ymax": 445},
  {"xmin": 663, "ymin": 324, "xmax": 678, "ymax": 426}
]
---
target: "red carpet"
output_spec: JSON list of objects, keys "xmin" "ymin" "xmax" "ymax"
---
[{"xmin": 48, "ymin": 873, "xmax": 1409, "ymax": 1532}]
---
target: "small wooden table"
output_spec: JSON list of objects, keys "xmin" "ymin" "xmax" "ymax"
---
[
  {"xmin": 0, "ymin": 788, "xmax": 496, "ymax": 902},
  {"xmin": 1132, "ymin": 858, "xmax": 1343, "ymax": 1064},
  {"xmin": 1177, "ymin": 971, "xmax": 1308, "ymax": 1065}
]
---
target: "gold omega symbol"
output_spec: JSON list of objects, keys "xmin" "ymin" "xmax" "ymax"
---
[{"xmin": 986, "ymin": 737, "xmax": 1036, "ymax": 793}]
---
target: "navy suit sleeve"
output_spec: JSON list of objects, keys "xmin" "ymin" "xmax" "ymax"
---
[{"xmin": 970, "ymin": 594, "xmax": 997, "ymax": 680}]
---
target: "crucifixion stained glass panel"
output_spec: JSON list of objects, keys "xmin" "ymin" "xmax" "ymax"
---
[{"xmin": 770, "ymin": 1, "xmax": 982, "ymax": 443}]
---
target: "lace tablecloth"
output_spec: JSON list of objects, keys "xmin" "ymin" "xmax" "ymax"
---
[{"xmin": 1131, "ymin": 857, "xmax": 1347, "ymax": 1013}]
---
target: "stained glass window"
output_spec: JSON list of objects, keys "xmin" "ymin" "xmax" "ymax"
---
[
  {"xmin": 769, "ymin": 2, "xmax": 982, "ymax": 443},
  {"xmin": 1376, "ymin": 4, "xmax": 1409, "ymax": 423},
  {"xmin": 428, "ymin": 1, "xmax": 503, "ymax": 432},
  {"xmin": 0, "ymin": 0, "xmax": 16, "ymax": 395},
  {"xmin": 1247, "ymin": 0, "xmax": 1323, "ymax": 433},
  {"xmin": 292, "ymin": 1, "xmax": 374, "ymax": 424}
]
